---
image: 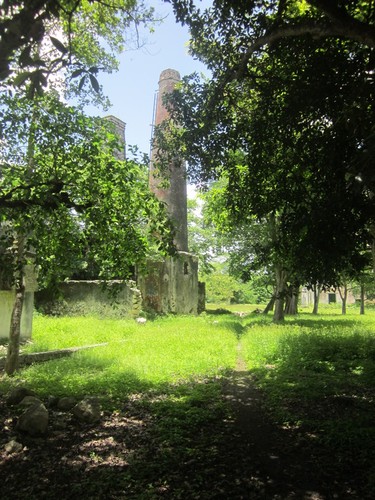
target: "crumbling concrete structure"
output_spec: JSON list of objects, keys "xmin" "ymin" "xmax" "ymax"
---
[
  {"xmin": 137, "ymin": 253, "xmax": 199, "ymax": 314},
  {"xmin": 36, "ymin": 280, "xmax": 142, "ymax": 318}
]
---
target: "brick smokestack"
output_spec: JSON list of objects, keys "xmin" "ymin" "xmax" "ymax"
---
[
  {"xmin": 150, "ymin": 69, "xmax": 188, "ymax": 252},
  {"xmin": 104, "ymin": 115, "xmax": 126, "ymax": 160}
]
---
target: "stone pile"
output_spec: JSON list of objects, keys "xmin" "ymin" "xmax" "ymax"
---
[{"xmin": 3, "ymin": 387, "xmax": 102, "ymax": 454}]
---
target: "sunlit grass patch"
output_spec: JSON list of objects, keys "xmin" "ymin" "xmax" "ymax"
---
[
  {"xmin": 26, "ymin": 315, "xmax": 140, "ymax": 352},
  {"xmin": 240, "ymin": 316, "xmax": 292, "ymax": 369},
  {"xmin": 4, "ymin": 314, "xmax": 238, "ymax": 401},
  {"xmin": 241, "ymin": 308, "xmax": 375, "ymax": 370}
]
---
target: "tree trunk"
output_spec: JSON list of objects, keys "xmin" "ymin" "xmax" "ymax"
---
[
  {"xmin": 4, "ymin": 90, "xmax": 37, "ymax": 376},
  {"xmin": 274, "ymin": 295, "xmax": 285, "ymax": 322},
  {"xmin": 284, "ymin": 287, "xmax": 292, "ymax": 314},
  {"xmin": 312, "ymin": 284, "xmax": 321, "ymax": 315},
  {"xmin": 5, "ymin": 283, "xmax": 25, "ymax": 375},
  {"xmin": 284, "ymin": 285, "xmax": 299, "ymax": 315},
  {"xmin": 5, "ymin": 235, "xmax": 26, "ymax": 376},
  {"xmin": 263, "ymin": 295, "xmax": 275, "ymax": 314},
  {"xmin": 338, "ymin": 284, "xmax": 348, "ymax": 315},
  {"xmin": 4, "ymin": 93, "xmax": 37, "ymax": 376},
  {"xmin": 342, "ymin": 297, "xmax": 347, "ymax": 315},
  {"xmin": 273, "ymin": 266, "xmax": 286, "ymax": 322},
  {"xmin": 371, "ymin": 227, "xmax": 375, "ymax": 274},
  {"xmin": 360, "ymin": 283, "xmax": 365, "ymax": 315}
]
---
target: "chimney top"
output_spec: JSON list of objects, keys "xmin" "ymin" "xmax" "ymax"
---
[{"xmin": 159, "ymin": 69, "xmax": 181, "ymax": 85}]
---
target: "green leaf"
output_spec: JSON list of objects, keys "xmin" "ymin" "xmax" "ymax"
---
[
  {"xmin": 50, "ymin": 36, "xmax": 68, "ymax": 54},
  {"xmin": 13, "ymin": 72, "xmax": 31, "ymax": 87},
  {"xmin": 71, "ymin": 69, "xmax": 85, "ymax": 79},
  {"xmin": 78, "ymin": 75, "xmax": 87, "ymax": 91},
  {"xmin": 89, "ymin": 74, "xmax": 100, "ymax": 93},
  {"xmin": 19, "ymin": 47, "xmax": 33, "ymax": 67},
  {"xmin": 32, "ymin": 59, "xmax": 47, "ymax": 68}
]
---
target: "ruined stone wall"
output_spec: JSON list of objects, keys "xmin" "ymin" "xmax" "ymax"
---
[
  {"xmin": 36, "ymin": 280, "xmax": 142, "ymax": 318},
  {"xmin": 142, "ymin": 69, "xmax": 202, "ymax": 314},
  {"xmin": 104, "ymin": 115, "xmax": 126, "ymax": 160},
  {"xmin": 138, "ymin": 252, "xmax": 199, "ymax": 314},
  {"xmin": 0, "ymin": 291, "xmax": 34, "ymax": 341}
]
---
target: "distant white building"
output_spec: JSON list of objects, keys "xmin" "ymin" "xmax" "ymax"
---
[{"xmin": 300, "ymin": 287, "xmax": 357, "ymax": 307}]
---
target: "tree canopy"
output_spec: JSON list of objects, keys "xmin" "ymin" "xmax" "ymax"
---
[
  {"xmin": 0, "ymin": 0, "xmax": 155, "ymax": 100},
  {"xmin": 172, "ymin": 1, "xmax": 375, "ymax": 61},
  {"xmin": 0, "ymin": 0, "xmax": 176, "ymax": 373},
  {"xmin": 158, "ymin": 0, "xmax": 375, "ymax": 319},
  {"xmin": 0, "ymin": 90, "xmax": 174, "ymax": 284}
]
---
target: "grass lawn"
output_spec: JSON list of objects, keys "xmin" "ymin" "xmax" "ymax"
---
[
  {"xmin": 1, "ymin": 304, "xmax": 375, "ymax": 497},
  {"xmin": 2, "ymin": 303, "xmax": 374, "ymax": 406},
  {"xmin": 3, "ymin": 314, "xmax": 239, "ymax": 399}
]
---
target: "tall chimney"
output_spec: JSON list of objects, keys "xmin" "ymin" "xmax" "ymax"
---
[
  {"xmin": 104, "ymin": 115, "xmax": 126, "ymax": 160},
  {"xmin": 150, "ymin": 69, "xmax": 188, "ymax": 252}
]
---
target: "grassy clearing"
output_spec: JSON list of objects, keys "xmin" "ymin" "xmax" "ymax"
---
[
  {"xmin": 4, "ymin": 314, "xmax": 238, "ymax": 401},
  {"xmin": 5, "ymin": 307, "xmax": 375, "ymax": 406},
  {"xmin": 26, "ymin": 314, "xmax": 141, "ymax": 351},
  {"xmin": 241, "ymin": 308, "xmax": 375, "ymax": 407},
  {"xmin": 242, "ymin": 307, "xmax": 375, "ymax": 373},
  {"xmin": 1, "ymin": 306, "xmax": 375, "ymax": 497}
]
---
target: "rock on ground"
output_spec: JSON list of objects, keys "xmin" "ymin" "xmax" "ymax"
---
[
  {"xmin": 6, "ymin": 387, "xmax": 37, "ymax": 406},
  {"xmin": 71, "ymin": 397, "xmax": 101, "ymax": 423},
  {"xmin": 16, "ymin": 402, "xmax": 49, "ymax": 436}
]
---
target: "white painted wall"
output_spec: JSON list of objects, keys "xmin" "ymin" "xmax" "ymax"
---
[{"xmin": 0, "ymin": 290, "xmax": 34, "ymax": 340}]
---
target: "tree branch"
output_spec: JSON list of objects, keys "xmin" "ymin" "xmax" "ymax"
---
[
  {"xmin": 307, "ymin": 0, "xmax": 357, "ymax": 24},
  {"xmin": 0, "ymin": 196, "xmax": 92, "ymax": 211},
  {"xmin": 233, "ymin": 19, "xmax": 375, "ymax": 82},
  {"xmin": 0, "ymin": 181, "xmax": 92, "ymax": 211}
]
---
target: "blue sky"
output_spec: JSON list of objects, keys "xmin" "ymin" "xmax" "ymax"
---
[{"xmin": 87, "ymin": 0, "xmax": 209, "ymax": 156}]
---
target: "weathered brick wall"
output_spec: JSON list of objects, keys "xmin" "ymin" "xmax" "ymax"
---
[{"xmin": 149, "ymin": 69, "xmax": 188, "ymax": 252}]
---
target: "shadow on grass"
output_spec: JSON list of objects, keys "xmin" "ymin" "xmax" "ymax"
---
[
  {"xmin": 286, "ymin": 315, "xmax": 360, "ymax": 329},
  {"xmin": 219, "ymin": 320, "xmax": 247, "ymax": 340},
  {"xmin": 248, "ymin": 330, "xmax": 375, "ymax": 498},
  {"xmin": 273, "ymin": 330, "xmax": 375, "ymax": 382},
  {"xmin": 0, "ymin": 351, "xmax": 155, "ymax": 400},
  {"xmin": 205, "ymin": 307, "xmax": 233, "ymax": 315},
  {"xmin": 2, "ymin": 328, "xmax": 375, "ymax": 498},
  {"xmin": 0, "ymin": 366, "xmax": 361, "ymax": 500}
]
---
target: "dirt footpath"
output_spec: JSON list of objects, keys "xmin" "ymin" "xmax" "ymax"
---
[{"xmin": 218, "ymin": 342, "xmax": 358, "ymax": 499}]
